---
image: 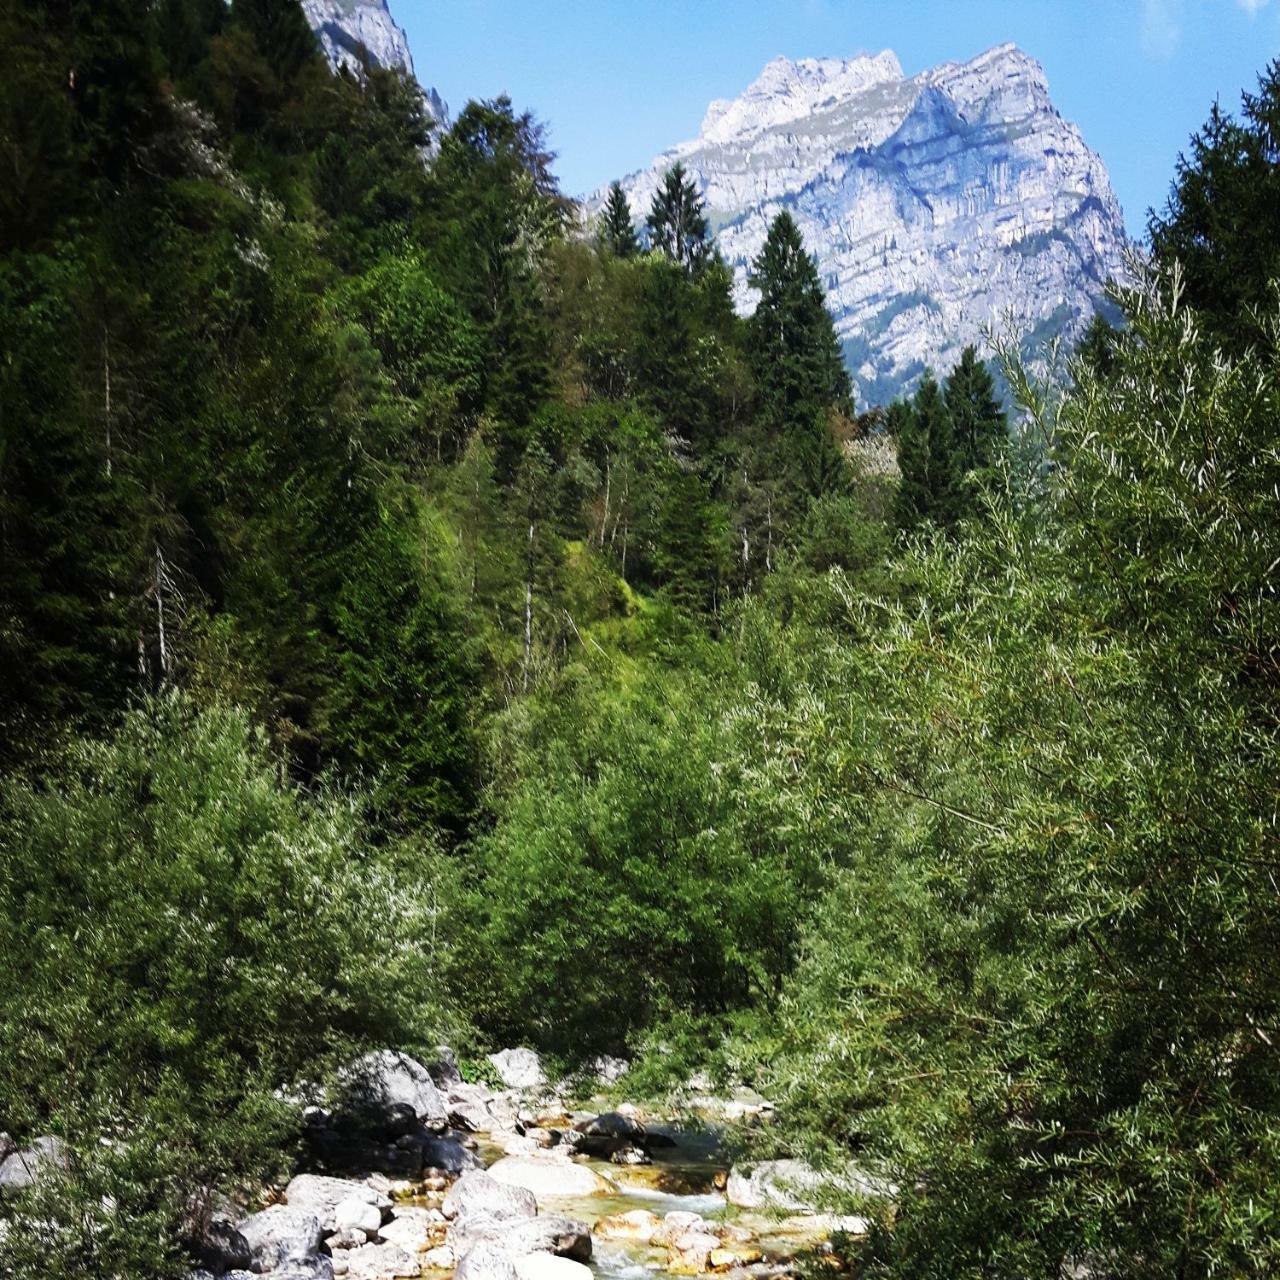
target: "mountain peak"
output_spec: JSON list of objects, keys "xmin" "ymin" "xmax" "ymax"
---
[
  {"xmin": 601, "ymin": 43, "xmax": 1127, "ymax": 405},
  {"xmin": 698, "ymin": 49, "xmax": 903, "ymax": 145}
]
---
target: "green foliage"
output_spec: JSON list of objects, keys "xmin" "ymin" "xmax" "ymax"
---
[
  {"xmin": 1150, "ymin": 61, "xmax": 1280, "ymax": 350},
  {"xmin": 0, "ymin": 695, "xmax": 449, "ymax": 1278},
  {"xmin": 748, "ymin": 210, "xmax": 851, "ymax": 425},
  {"xmin": 892, "ymin": 372, "xmax": 960, "ymax": 530},
  {"xmin": 600, "ymin": 180, "xmax": 639, "ymax": 258},
  {"xmin": 645, "ymin": 162, "xmax": 713, "ymax": 276}
]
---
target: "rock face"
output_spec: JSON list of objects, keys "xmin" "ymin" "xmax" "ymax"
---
[
  {"xmin": 301, "ymin": 0, "xmax": 449, "ymax": 125},
  {"xmin": 598, "ymin": 44, "xmax": 1128, "ymax": 404}
]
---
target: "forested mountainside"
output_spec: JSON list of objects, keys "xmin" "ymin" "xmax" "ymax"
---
[
  {"xmin": 3, "ymin": 3, "xmax": 1280, "ymax": 1279},
  {"xmin": 603, "ymin": 44, "xmax": 1128, "ymax": 403}
]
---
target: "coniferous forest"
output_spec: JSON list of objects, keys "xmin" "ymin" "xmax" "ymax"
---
[{"xmin": 3, "ymin": 4, "xmax": 1280, "ymax": 1278}]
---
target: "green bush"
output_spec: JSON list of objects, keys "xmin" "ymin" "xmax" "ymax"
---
[{"xmin": 0, "ymin": 694, "xmax": 454, "ymax": 1278}]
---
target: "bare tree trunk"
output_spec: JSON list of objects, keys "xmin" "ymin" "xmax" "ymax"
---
[
  {"xmin": 741, "ymin": 524, "xmax": 750, "ymax": 596},
  {"xmin": 154, "ymin": 543, "xmax": 169, "ymax": 680},
  {"xmin": 766, "ymin": 494, "xmax": 774, "ymax": 575},
  {"xmin": 600, "ymin": 451, "xmax": 611, "ymax": 549}
]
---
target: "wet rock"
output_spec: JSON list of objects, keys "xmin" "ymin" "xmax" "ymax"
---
[
  {"xmin": 577, "ymin": 1112, "xmax": 644, "ymax": 1139},
  {"xmin": 486, "ymin": 1155, "xmax": 615, "ymax": 1199},
  {"xmin": 443, "ymin": 1170, "xmax": 537, "ymax": 1222},
  {"xmin": 653, "ymin": 1212, "xmax": 710, "ymax": 1247},
  {"xmin": 710, "ymin": 1246, "xmax": 764, "ymax": 1271},
  {"xmin": 237, "ymin": 1204, "xmax": 325, "ymax": 1271},
  {"xmin": 488, "ymin": 1048, "xmax": 546, "ymax": 1090},
  {"xmin": 667, "ymin": 1228, "xmax": 722, "ymax": 1274},
  {"xmin": 594, "ymin": 1209, "xmax": 661, "ymax": 1244},
  {"xmin": 513, "ymin": 1255, "xmax": 592, "ymax": 1280},
  {"xmin": 609, "ymin": 1145, "xmax": 650, "ymax": 1166}
]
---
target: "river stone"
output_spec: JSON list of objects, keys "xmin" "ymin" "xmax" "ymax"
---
[
  {"xmin": 499, "ymin": 1214, "xmax": 592, "ymax": 1262},
  {"xmin": 334, "ymin": 1197, "xmax": 382, "ymax": 1238},
  {"xmin": 428, "ymin": 1046, "xmax": 463, "ymax": 1089},
  {"xmin": 0, "ymin": 1136, "xmax": 68, "ymax": 1193},
  {"xmin": 667, "ymin": 1228, "xmax": 721, "ymax": 1274},
  {"xmin": 398, "ymin": 1130, "xmax": 483, "ymax": 1175},
  {"xmin": 286, "ymin": 1174, "xmax": 386, "ymax": 1228},
  {"xmin": 653, "ymin": 1212, "xmax": 709, "ymax": 1246},
  {"xmin": 339, "ymin": 1051, "xmax": 448, "ymax": 1128},
  {"xmin": 237, "ymin": 1204, "xmax": 325, "ymax": 1270},
  {"xmin": 341, "ymin": 1241, "xmax": 420, "ymax": 1278},
  {"xmin": 488, "ymin": 1048, "xmax": 546, "ymax": 1090},
  {"xmin": 191, "ymin": 1219, "xmax": 251, "ymax": 1273},
  {"xmin": 274, "ymin": 1262, "xmax": 334, "ymax": 1280},
  {"xmin": 594, "ymin": 1209, "xmax": 660, "ymax": 1244},
  {"xmin": 377, "ymin": 1205, "xmax": 438, "ymax": 1251},
  {"xmin": 725, "ymin": 1159, "xmax": 825, "ymax": 1212},
  {"xmin": 443, "ymin": 1170, "xmax": 538, "ymax": 1222},
  {"xmin": 576, "ymin": 1112, "xmax": 644, "ymax": 1139},
  {"xmin": 486, "ymin": 1156, "xmax": 615, "ymax": 1199},
  {"xmin": 456, "ymin": 1241, "xmax": 519, "ymax": 1280},
  {"xmin": 513, "ymin": 1254, "xmax": 592, "ymax": 1280},
  {"xmin": 423, "ymin": 1244, "xmax": 456, "ymax": 1269}
]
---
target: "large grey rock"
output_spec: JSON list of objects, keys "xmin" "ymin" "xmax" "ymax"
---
[
  {"xmin": 497, "ymin": 1215, "xmax": 592, "ymax": 1263},
  {"xmin": 428, "ymin": 1046, "xmax": 463, "ymax": 1089},
  {"xmin": 285, "ymin": 1174, "xmax": 386, "ymax": 1229},
  {"xmin": 236, "ymin": 1204, "xmax": 325, "ymax": 1271},
  {"xmin": 455, "ymin": 1241, "xmax": 519, "ymax": 1280},
  {"xmin": 338, "ymin": 1050, "xmax": 448, "ymax": 1129},
  {"xmin": 575, "ymin": 1112, "xmax": 643, "ymax": 1139},
  {"xmin": 341, "ymin": 1241, "xmax": 420, "ymax": 1278},
  {"xmin": 486, "ymin": 1156, "xmax": 615, "ymax": 1199},
  {"xmin": 396, "ymin": 1130, "xmax": 483, "ymax": 1175},
  {"xmin": 376, "ymin": 1205, "xmax": 437, "ymax": 1252},
  {"xmin": 0, "ymin": 1135, "xmax": 68, "ymax": 1193},
  {"xmin": 726, "ymin": 1159, "xmax": 825, "ymax": 1211},
  {"xmin": 191, "ymin": 1218, "xmax": 251, "ymax": 1273},
  {"xmin": 594, "ymin": 44, "xmax": 1128, "ymax": 406},
  {"xmin": 488, "ymin": 1048, "xmax": 546, "ymax": 1090},
  {"xmin": 443, "ymin": 1170, "xmax": 538, "ymax": 1223}
]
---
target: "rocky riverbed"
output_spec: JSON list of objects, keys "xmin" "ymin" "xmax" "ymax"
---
[{"xmin": 163, "ymin": 1046, "xmax": 875, "ymax": 1280}]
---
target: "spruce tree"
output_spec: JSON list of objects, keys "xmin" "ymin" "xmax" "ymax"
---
[
  {"xmin": 893, "ymin": 373, "xmax": 960, "ymax": 531},
  {"xmin": 943, "ymin": 345, "xmax": 1006, "ymax": 474},
  {"xmin": 748, "ymin": 210, "xmax": 851, "ymax": 425},
  {"xmin": 646, "ymin": 163, "xmax": 712, "ymax": 276},
  {"xmin": 600, "ymin": 181, "xmax": 639, "ymax": 258}
]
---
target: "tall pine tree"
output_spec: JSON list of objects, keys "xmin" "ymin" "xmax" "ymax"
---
[
  {"xmin": 646, "ymin": 163, "xmax": 712, "ymax": 276},
  {"xmin": 747, "ymin": 210, "xmax": 851, "ymax": 425},
  {"xmin": 943, "ymin": 345, "xmax": 1006, "ymax": 474},
  {"xmin": 894, "ymin": 373, "xmax": 961, "ymax": 531},
  {"xmin": 600, "ymin": 181, "xmax": 639, "ymax": 258}
]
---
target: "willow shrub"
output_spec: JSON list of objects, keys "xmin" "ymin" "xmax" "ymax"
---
[
  {"xmin": 0, "ymin": 695, "xmax": 454, "ymax": 1278},
  {"xmin": 753, "ymin": 270, "xmax": 1280, "ymax": 1278}
]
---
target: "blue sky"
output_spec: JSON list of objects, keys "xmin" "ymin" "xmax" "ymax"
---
[{"xmin": 396, "ymin": 1, "xmax": 1280, "ymax": 239}]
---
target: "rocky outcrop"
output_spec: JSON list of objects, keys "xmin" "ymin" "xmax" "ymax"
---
[
  {"xmin": 597, "ymin": 44, "xmax": 1128, "ymax": 404},
  {"xmin": 301, "ymin": 0, "xmax": 449, "ymax": 125}
]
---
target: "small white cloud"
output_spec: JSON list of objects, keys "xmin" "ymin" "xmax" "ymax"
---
[
  {"xmin": 1141, "ymin": 0, "xmax": 1182, "ymax": 59},
  {"xmin": 1239, "ymin": 0, "xmax": 1270, "ymax": 15}
]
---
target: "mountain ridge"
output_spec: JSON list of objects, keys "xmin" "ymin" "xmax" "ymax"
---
[{"xmin": 597, "ymin": 42, "xmax": 1127, "ymax": 404}]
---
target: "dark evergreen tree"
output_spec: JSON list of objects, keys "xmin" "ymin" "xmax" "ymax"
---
[
  {"xmin": 943, "ymin": 345, "xmax": 1006, "ymax": 474},
  {"xmin": 600, "ymin": 181, "xmax": 640, "ymax": 258},
  {"xmin": 229, "ymin": 0, "xmax": 319, "ymax": 84},
  {"xmin": 1149, "ymin": 62, "xmax": 1280, "ymax": 349},
  {"xmin": 1076, "ymin": 311, "xmax": 1120, "ymax": 380},
  {"xmin": 646, "ymin": 163, "xmax": 712, "ymax": 276},
  {"xmin": 894, "ymin": 374, "xmax": 960, "ymax": 531}
]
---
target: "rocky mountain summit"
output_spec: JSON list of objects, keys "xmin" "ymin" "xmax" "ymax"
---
[
  {"xmin": 601, "ymin": 44, "xmax": 1128, "ymax": 404},
  {"xmin": 302, "ymin": 0, "xmax": 449, "ymax": 125}
]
